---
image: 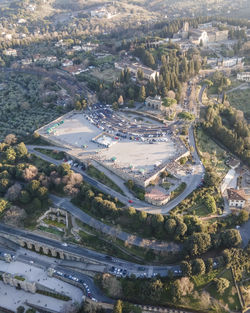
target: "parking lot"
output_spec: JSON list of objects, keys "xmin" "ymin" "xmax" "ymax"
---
[{"xmin": 38, "ymin": 104, "xmax": 187, "ymax": 185}]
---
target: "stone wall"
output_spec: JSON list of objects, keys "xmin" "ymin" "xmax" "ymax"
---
[{"xmin": 3, "ymin": 272, "xmax": 36, "ymax": 293}]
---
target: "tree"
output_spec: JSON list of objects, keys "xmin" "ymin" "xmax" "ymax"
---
[
  {"xmin": 137, "ymin": 68, "xmax": 144, "ymax": 80},
  {"xmin": 139, "ymin": 86, "xmax": 146, "ymax": 102},
  {"xmin": 0, "ymin": 198, "xmax": 8, "ymax": 213},
  {"xmin": 185, "ymin": 233, "xmax": 211, "ymax": 256},
  {"xmin": 176, "ymin": 277, "xmax": 194, "ymax": 296},
  {"xmin": 162, "ymin": 97, "xmax": 177, "ymax": 107},
  {"xmin": 22, "ymin": 165, "xmax": 38, "ymax": 181},
  {"xmin": 102, "ymin": 274, "xmax": 122, "ymax": 298},
  {"xmin": 192, "ymin": 258, "xmax": 206, "ymax": 276},
  {"xmin": 17, "ymin": 306, "xmax": 25, "ymax": 313},
  {"xmin": 181, "ymin": 261, "xmax": 192, "ymax": 276},
  {"xmin": 27, "ymin": 180, "xmax": 40, "ymax": 195},
  {"xmin": 113, "ymin": 300, "xmax": 123, "ymax": 313},
  {"xmin": 221, "ymin": 229, "xmax": 242, "ymax": 248},
  {"xmin": 37, "ymin": 186, "xmax": 48, "ymax": 200},
  {"xmin": 26, "ymin": 309, "xmax": 36, "ymax": 313},
  {"xmin": 58, "ymin": 163, "xmax": 71, "ymax": 176},
  {"xmin": 238, "ymin": 210, "xmax": 249, "ymax": 224},
  {"xmin": 6, "ymin": 183, "xmax": 22, "ymax": 201},
  {"xmin": 0, "ymin": 178, "xmax": 10, "ymax": 193},
  {"xmin": 5, "ymin": 147, "xmax": 16, "ymax": 162},
  {"xmin": 118, "ymin": 95, "xmax": 124, "ymax": 106},
  {"xmin": 175, "ymin": 222, "xmax": 187, "ymax": 237},
  {"xmin": 75, "ymin": 100, "xmax": 82, "ymax": 110},
  {"xmin": 205, "ymin": 258, "xmax": 213, "ymax": 273},
  {"xmin": 165, "ymin": 218, "xmax": 177, "ymax": 235},
  {"xmin": 5, "ymin": 134, "xmax": 17, "ymax": 145},
  {"xmin": 31, "ymin": 198, "xmax": 42, "ymax": 210},
  {"xmin": 213, "ymin": 278, "xmax": 230, "ymax": 295},
  {"xmin": 19, "ymin": 190, "xmax": 31, "ymax": 204},
  {"xmin": 170, "ymin": 280, "xmax": 181, "ymax": 302},
  {"xmin": 16, "ymin": 142, "xmax": 28, "ymax": 158},
  {"xmin": 203, "ymin": 195, "xmax": 217, "ymax": 214}
]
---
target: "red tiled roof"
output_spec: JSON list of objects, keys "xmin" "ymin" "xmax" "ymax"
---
[{"xmin": 227, "ymin": 188, "xmax": 247, "ymax": 201}]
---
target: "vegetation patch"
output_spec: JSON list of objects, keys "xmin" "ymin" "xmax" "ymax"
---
[
  {"xmin": 34, "ymin": 148, "xmax": 65, "ymax": 160},
  {"xmin": 87, "ymin": 165, "xmax": 124, "ymax": 195}
]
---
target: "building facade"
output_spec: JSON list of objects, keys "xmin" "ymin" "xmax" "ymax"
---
[
  {"xmin": 227, "ymin": 188, "xmax": 247, "ymax": 208},
  {"xmin": 237, "ymin": 72, "xmax": 250, "ymax": 82}
]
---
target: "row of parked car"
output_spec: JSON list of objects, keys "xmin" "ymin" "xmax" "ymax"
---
[
  {"xmin": 110, "ymin": 266, "xmax": 128, "ymax": 277},
  {"xmin": 54, "ymin": 270, "xmax": 97, "ymax": 302}
]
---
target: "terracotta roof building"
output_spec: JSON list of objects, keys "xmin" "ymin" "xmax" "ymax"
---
[
  {"xmin": 145, "ymin": 188, "xmax": 170, "ymax": 206},
  {"xmin": 227, "ymin": 188, "xmax": 247, "ymax": 208}
]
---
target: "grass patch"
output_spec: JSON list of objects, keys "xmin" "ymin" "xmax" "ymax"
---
[
  {"xmin": 34, "ymin": 148, "xmax": 65, "ymax": 160},
  {"xmin": 195, "ymin": 127, "xmax": 229, "ymax": 180},
  {"xmin": 192, "ymin": 270, "xmax": 220, "ymax": 289},
  {"xmin": 125, "ymin": 181, "xmax": 145, "ymax": 201},
  {"xmin": 14, "ymin": 275, "xmax": 25, "ymax": 281},
  {"xmin": 30, "ymin": 154, "xmax": 55, "ymax": 172},
  {"xmin": 38, "ymin": 225, "xmax": 64, "ymax": 236},
  {"xmin": 192, "ymin": 205, "xmax": 213, "ymax": 217},
  {"xmin": 227, "ymin": 87, "xmax": 250, "ymax": 115},
  {"xmin": 75, "ymin": 219, "xmax": 181, "ymax": 264},
  {"xmin": 206, "ymin": 269, "xmax": 241, "ymax": 311},
  {"xmin": 87, "ymin": 165, "xmax": 124, "ymax": 195},
  {"xmin": 170, "ymin": 182, "xmax": 186, "ymax": 200},
  {"xmin": 43, "ymin": 218, "xmax": 66, "ymax": 228}
]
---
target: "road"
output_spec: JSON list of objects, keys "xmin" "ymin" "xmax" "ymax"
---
[
  {"xmin": 0, "ymin": 223, "xmax": 180, "ymax": 277},
  {"xmin": 0, "ymin": 245, "xmax": 112, "ymax": 303},
  {"xmin": 27, "ymin": 131, "xmax": 204, "ymax": 215},
  {"xmin": 50, "ymin": 194, "xmax": 180, "ymax": 252},
  {"xmin": 239, "ymin": 219, "xmax": 250, "ymax": 248}
]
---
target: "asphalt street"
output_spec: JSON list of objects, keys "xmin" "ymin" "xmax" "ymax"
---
[
  {"xmin": 0, "ymin": 223, "xmax": 180, "ymax": 277},
  {"xmin": 50, "ymin": 194, "xmax": 181, "ymax": 252}
]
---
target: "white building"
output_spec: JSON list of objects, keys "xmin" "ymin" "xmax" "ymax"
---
[
  {"xmin": 5, "ymin": 34, "xmax": 12, "ymax": 40},
  {"xmin": 62, "ymin": 59, "xmax": 73, "ymax": 67},
  {"xmin": 21, "ymin": 58, "xmax": 32, "ymax": 65},
  {"xmin": 227, "ymin": 188, "xmax": 247, "ymax": 208},
  {"xmin": 237, "ymin": 72, "xmax": 250, "ymax": 82},
  {"xmin": 189, "ymin": 29, "xmax": 209, "ymax": 46},
  {"xmin": 3, "ymin": 49, "xmax": 17, "ymax": 56},
  {"xmin": 145, "ymin": 96, "xmax": 162, "ymax": 110},
  {"xmin": 115, "ymin": 62, "xmax": 159, "ymax": 81},
  {"xmin": 91, "ymin": 8, "xmax": 113, "ymax": 19}
]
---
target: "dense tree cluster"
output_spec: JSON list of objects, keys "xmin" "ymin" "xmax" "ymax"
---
[
  {"xmin": 0, "ymin": 134, "xmax": 83, "ymax": 225},
  {"xmin": 203, "ymin": 103, "xmax": 250, "ymax": 166}
]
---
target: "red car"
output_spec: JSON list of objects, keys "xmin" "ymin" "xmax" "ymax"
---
[{"xmin": 128, "ymin": 200, "xmax": 133, "ymax": 204}]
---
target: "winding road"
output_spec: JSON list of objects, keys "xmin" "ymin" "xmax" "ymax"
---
[{"xmin": 27, "ymin": 125, "xmax": 204, "ymax": 215}]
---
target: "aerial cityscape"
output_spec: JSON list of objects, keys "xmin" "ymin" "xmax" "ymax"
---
[{"xmin": 0, "ymin": 0, "xmax": 249, "ymax": 313}]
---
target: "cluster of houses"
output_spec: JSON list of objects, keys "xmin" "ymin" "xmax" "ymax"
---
[{"xmin": 114, "ymin": 62, "xmax": 159, "ymax": 81}]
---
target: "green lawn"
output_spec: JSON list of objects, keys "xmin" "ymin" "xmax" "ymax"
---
[
  {"xmin": 206, "ymin": 269, "xmax": 241, "ymax": 311},
  {"xmin": 38, "ymin": 225, "xmax": 64, "ymax": 236},
  {"xmin": 192, "ymin": 205, "xmax": 213, "ymax": 217},
  {"xmin": 43, "ymin": 218, "xmax": 66, "ymax": 228},
  {"xmin": 195, "ymin": 127, "xmax": 229, "ymax": 180},
  {"xmin": 34, "ymin": 148, "xmax": 65, "ymax": 160},
  {"xmin": 87, "ymin": 165, "xmax": 124, "ymax": 195},
  {"xmin": 227, "ymin": 87, "xmax": 250, "ymax": 115},
  {"xmin": 170, "ymin": 182, "xmax": 187, "ymax": 200}
]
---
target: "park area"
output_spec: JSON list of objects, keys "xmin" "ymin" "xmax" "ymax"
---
[
  {"xmin": 195, "ymin": 127, "xmax": 229, "ymax": 181},
  {"xmin": 227, "ymin": 86, "xmax": 250, "ymax": 117}
]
